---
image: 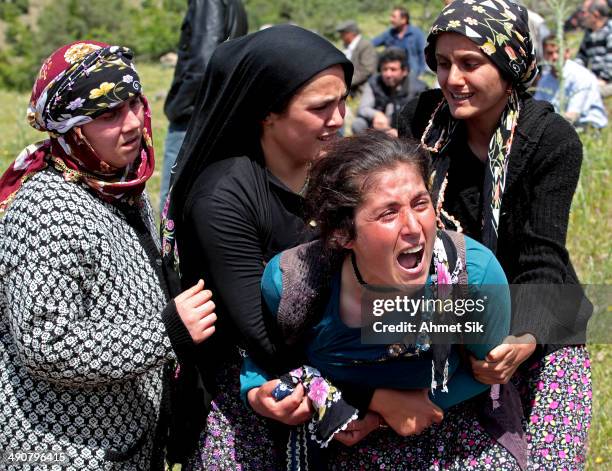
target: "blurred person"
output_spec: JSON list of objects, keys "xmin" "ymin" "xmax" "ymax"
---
[
  {"xmin": 352, "ymin": 47, "xmax": 427, "ymax": 136},
  {"xmin": 336, "ymin": 20, "xmax": 378, "ymax": 96},
  {"xmin": 535, "ymin": 34, "xmax": 608, "ymax": 128},
  {"xmin": 159, "ymin": 0, "xmax": 248, "ymax": 213},
  {"xmin": 526, "ymin": 7, "xmax": 551, "ymax": 63},
  {"xmin": 0, "ymin": 41, "xmax": 216, "ymax": 470},
  {"xmin": 576, "ymin": 0, "xmax": 612, "ymax": 96},
  {"xmin": 372, "ymin": 6, "xmax": 427, "ymax": 77}
]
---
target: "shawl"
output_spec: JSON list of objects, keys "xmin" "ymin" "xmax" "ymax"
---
[{"xmin": 421, "ymin": 0, "xmax": 537, "ymax": 253}]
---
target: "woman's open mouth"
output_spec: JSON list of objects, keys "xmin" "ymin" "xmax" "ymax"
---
[
  {"xmin": 397, "ymin": 244, "xmax": 424, "ymax": 273},
  {"xmin": 122, "ymin": 135, "xmax": 141, "ymax": 148},
  {"xmin": 448, "ymin": 91, "xmax": 474, "ymax": 104}
]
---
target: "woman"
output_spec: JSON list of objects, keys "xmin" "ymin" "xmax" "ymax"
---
[
  {"xmin": 399, "ymin": 1, "xmax": 592, "ymax": 467},
  {"xmin": 0, "ymin": 42, "xmax": 215, "ymax": 470},
  {"xmin": 242, "ymin": 132, "xmax": 522, "ymax": 469},
  {"xmin": 160, "ymin": 25, "xmax": 359, "ymax": 468}
]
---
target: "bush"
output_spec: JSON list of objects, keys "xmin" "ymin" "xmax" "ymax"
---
[{"xmin": 0, "ymin": 0, "xmax": 183, "ymax": 91}]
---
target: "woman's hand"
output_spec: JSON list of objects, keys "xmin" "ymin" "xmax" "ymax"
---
[
  {"xmin": 369, "ymin": 388, "xmax": 443, "ymax": 436},
  {"xmin": 247, "ymin": 380, "xmax": 313, "ymax": 426},
  {"xmin": 470, "ymin": 333, "xmax": 537, "ymax": 384},
  {"xmin": 175, "ymin": 279, "xmax": 217, "ymax": 344},
  {"xmin": 334, "ymin": 411, "xmax": 382, "ymax": 446}
]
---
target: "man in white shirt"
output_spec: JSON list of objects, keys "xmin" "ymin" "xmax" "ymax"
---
[
  {"xmin": 336, "ymin": 20, "xmax": 378, "ymax": 96},
  {"xmin": 535, "ymin": 35, "xmax": 608, "ymax": 128}
]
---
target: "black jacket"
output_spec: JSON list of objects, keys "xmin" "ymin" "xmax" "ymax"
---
[
  {"xmin": 164, "ymin": 0, "xmax": 248, "ymax": 124},
  {"xmin": 399, "ymin": 89, "xmax": 592, "ymax": 357},
  {"xmin": 361, "ymin": 73, "xmax": 427, "ymax": 129}
]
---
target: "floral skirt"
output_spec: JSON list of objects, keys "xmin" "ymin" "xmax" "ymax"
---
[
  {"xmin": 328, "ymin": 400, "xmax": 518, "ymax": 470},
  {"xmin": 184, "ymin": 346, "xmax": 591, "ymax": 470},
  {"xmin": 328, "ymin": 346, "xmax": 591, "ymax": 470},
  {"xmin": 184, "ymin": 359, "xmax": 283, "ymax": 471},
  {"xmin": 513, "ymin": 345, "xmax": 592, "ymax": 469}
]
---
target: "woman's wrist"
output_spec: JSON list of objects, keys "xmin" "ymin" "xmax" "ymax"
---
[
  {"xmin": 247, "ymin": 387, "xmax": 260, "ymax": 410},
  {"xmin": 369, "ymin": 388, "xmax": 389, "ymax": 415}
]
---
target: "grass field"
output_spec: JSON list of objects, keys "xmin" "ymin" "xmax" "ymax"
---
[{"xmin": 0, "ymin": 58, "xmax": 610, "ymax": 468}]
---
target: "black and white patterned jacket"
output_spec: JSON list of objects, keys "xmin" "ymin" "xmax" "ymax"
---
[
  {"xmin": 0, "ymin": 168, "xmax": 175, "ymax": 470},
  {"xmin": 576, "ymin": 19, "xmax": 612, "ymax": 83}
]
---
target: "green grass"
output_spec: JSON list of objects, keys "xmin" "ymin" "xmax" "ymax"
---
[
  {"xmin": 1, "ymin": 61, "xmax": 610, "ymax": 469},
  {"xmin": 569, "ymin": 121, "xmax": 612, "ymax": 469}
]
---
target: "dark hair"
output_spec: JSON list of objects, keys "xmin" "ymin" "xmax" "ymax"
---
[
  {"xmin": 588, "ymin": 0, "xmax": 609, "ymax": 17},
  {"xmin": 393, "ymin": 6, "xmax": 410, "ymax": 22},
  {"xmin": 306, "ymin": 131, "xmax": 431, "ymax": 251},
  {"xmin": 379, "ymin": 47, "xmax": 408, "ymax": 70},
  {"xmin": 542, "ymin": 34, "xmax": 559, "ymax": 47}
]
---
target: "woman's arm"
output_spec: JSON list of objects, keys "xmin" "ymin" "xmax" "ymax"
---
[
  {"xmin": 509, "ymin": 113, "xmax": 587, "ymax": 339},
  {"xmin": 5, "ymin": 261, "xmax": 174, "ymax": 387},
  {"xmin": 186, "ymin": 189, "xmax": 285, "ymax": 368}
]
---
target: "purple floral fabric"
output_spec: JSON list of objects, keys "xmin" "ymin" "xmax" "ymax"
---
[
  {"xmin": 184, "ymin": 359, "xmax": 283, "ymax": 471},
  {"xmin": 512, "ymin": 345, "xmax": 592, "ymax": 468},
  {"xmin": 328, "ymin": 400, "xmax": 519, "ymax": 470}
]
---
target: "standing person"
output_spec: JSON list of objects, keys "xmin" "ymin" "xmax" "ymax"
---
[
  {"xmin": 535, "ymin": 35, "xmax": 608, "ymax": 129},
  {"xmin": 372, "ymin": 6, "xmax": 427, "ymax": 77},
  {"xmin": 161, "ymin": 25, "xmax": 356, "ymax": 469},
  {"xmin": 352, "ymin": 47, "xmax": 427, "ymax": 136},
  {"xmin": 399, "ymin": 1, "xmax": 592, "ymax": 468},
  {"xmin": 576, "ymin": 0, "xmax": 612, "ymax": 96},
  {"xmin": 0, "ymin": 41, "xmax": 216, "ymax": 470},
  {"xmin": 159, "ymin": 0, "xmax": 248, "ymax": 213},
  {"xmin": 336, "ymin": 20, "xmax": 378, "ymax": 96}
]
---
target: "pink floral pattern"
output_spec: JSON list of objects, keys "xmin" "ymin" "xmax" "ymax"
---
[
  {"xmin": 185, "ymin": 359, "xmax": 283, "ymax": 470},
  {"xmin": 512, "ymin": 345, "xmax": 592, "ymax": 468}
]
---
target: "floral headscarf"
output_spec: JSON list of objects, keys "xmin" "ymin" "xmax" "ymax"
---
[
  {"xmin": 0, "ymin": 41, "xmax": 154, "ymax": 214},
  {"xmin": 421, "ymin": 0, "xmax": 536, "ymax": 253},
  {"xmin": 424, "ymin": 0, "xmax": 538, "ymax": 89}
]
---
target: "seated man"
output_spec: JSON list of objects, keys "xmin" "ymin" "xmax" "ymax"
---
[
  {"xmin": 575, "ymin": 0, "xmax": 612, "ymax": 96},
  {"xmin": 336, "ymin": 20, "xmax": 378, "ymax": 96},
  {"xmin": 535, "ymin": 35, "xmax": 608, "ymax": 129},
  {"xmin": 352, "ymin": 48, "xmax": 427, "ymax": 137}
]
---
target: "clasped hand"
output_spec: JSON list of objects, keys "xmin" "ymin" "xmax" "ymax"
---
[{"xmin": 175, "ymin": 279, "xmax": 217, "ymax": 344}]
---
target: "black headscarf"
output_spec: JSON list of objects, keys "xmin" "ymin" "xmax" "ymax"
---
[
  {"xmin": 419, "ymin": 0, "xmax": 537, "ymax": 254},
  {"xmin": 424, "ymin": 0, "xmax": 537, "ymax": 90},
  {"xmin": 160, "ymin": 24, "xmax": 353, "ymax": 284}
]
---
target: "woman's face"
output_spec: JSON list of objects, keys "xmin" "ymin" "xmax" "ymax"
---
[
  {"xmin": 435, "ymin": 33, "xmax": 510, "ymax": 126},
  {"xmin": 80, "ymin": 96, "xmax": 145, "ymax": 169},
  {"xmin": 345, "ymin": 162, "xmax": 437, "ymax": 286},
  {"xmin": 262, "ymin": 65, "xmax": 347, "ymax": 165}
]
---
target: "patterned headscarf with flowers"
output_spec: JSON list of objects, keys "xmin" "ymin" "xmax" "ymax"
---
[
  {"xmin": 421, "ymin": 0, "xmax": 537, "ymax": 254},
  {"xmin": 0, "ymin": 41, "xmax": 154, "ymax": 214}
]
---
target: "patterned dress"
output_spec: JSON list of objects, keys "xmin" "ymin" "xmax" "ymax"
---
[{"xmin": 0, "ymin": 169, "xmax": 174, "ymax": 470}]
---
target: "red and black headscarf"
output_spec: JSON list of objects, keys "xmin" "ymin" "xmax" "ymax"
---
[{"xmin": 0, "ymin": 41, "xmax": 155, "ymax": 214}]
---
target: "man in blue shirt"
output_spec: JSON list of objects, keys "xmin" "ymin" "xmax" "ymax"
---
[
  {"xmin": 535, "ymin": 35, "xmax": 608, "ymax": 129},
  {"xmin": 371, "ymin": 6, "xmax": 426, "ymax": 77}
]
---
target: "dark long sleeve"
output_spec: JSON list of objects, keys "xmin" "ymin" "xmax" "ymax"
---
[
  {"xmin": 186, "ymin": 184, "xmax": 279, "ymax": 365},
  {"xmin": 164, "ymin": 0, "xmax": 229, "ymax": 123},
  {"xmin": 507, "ymin": 112, "xmax": 587, "ymax": 341},
  {"xmin": 398, "ymin": 92, "xmax": 591, "ymax": 354}
]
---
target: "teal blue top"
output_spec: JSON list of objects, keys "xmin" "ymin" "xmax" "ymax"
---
[{"xmin": 241, "ymin": 236, "xmax": 510, "ymax": 410}]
